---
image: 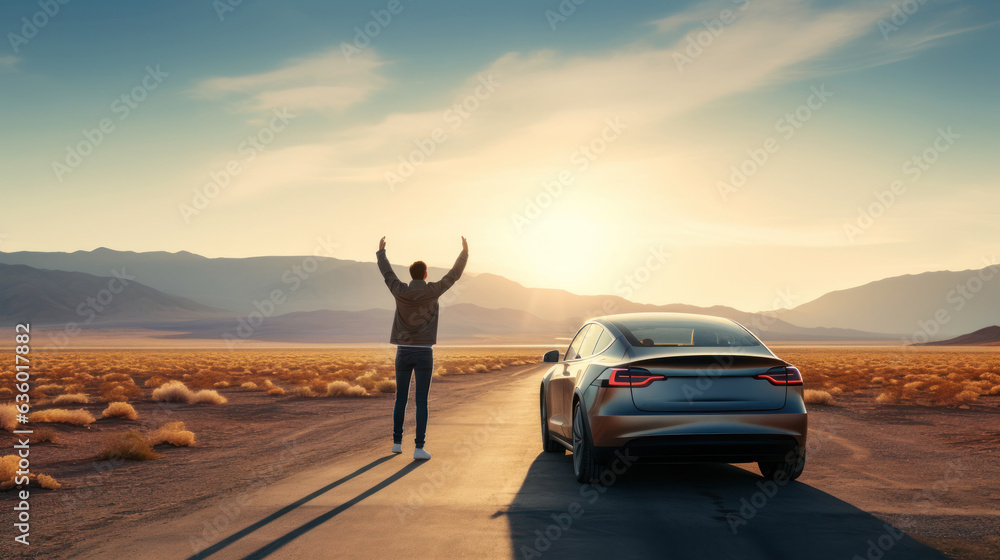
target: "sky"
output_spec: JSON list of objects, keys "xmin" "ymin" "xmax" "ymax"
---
[{"xmin": 1, "ymin": 0, "xmax": 998, "ymax": 311}]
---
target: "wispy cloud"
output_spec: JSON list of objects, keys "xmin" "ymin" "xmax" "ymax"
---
[
  {"xmin": 190, "ymin": 47, "xmax": 386, "ymax": 113},
  {"xmin": 0, "ymin": 55, "xmax": 20, "ymax": 70}
]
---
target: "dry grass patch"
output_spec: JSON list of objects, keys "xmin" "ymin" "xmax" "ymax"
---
[
  {"xmin": 804, "ymin": 389, "xmax": 835, "ymax": 405},
  {"xmin": 98, "ymin": 431, "xmax": 160, "ymax": 461},
  {"xmin": 1, "ymin": 404, "xmax": 19, "ymax": 431},
  {"xmin": 147, "ymin": 422, "xmax": 195, "ymax": 447},
  {"xmin": 53, "ymin": 393, "xmax": 90, "ymax": 405},
  {"xmin": 151, "ymin": 380, "xmax": 227, "ymax": 405},
  {"xmin": 326, "ymin": 381, "xmax": 368, "ymax": 397},
  {"xmin": 102, "ymin": 401, "xmax": 138, "ymax": 420},
  {"xmin": 375, "ymin": 379, "xmax": 397, "ymax": 393},
  {"xmin": 1, "ymin": 455, "xmax": 62, "ymax": 490},
  {"xmin": 29, "ymin": 408, "xmax": 96, "ymax": 426}
]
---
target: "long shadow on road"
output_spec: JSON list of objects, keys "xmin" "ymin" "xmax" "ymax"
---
[{"xmin": 505, "ymin": 452, "xmax": 949, "ymax": 560}]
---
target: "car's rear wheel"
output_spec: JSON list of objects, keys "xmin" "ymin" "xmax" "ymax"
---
[
  {"xmin": 572, "ymin": 403, "xmax": 602, "ymax": 483},
  {"xmin": 540, "ymin": 389, "xmax": 562, "ymax": 454},
  {"xmin": 758, "ymin": 446, "xmax": 805, "ymax": 481}
]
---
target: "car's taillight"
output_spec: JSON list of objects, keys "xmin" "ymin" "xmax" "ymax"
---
[
  {"xmin": 608, "ymin": 368, "xmax": 666, "ymax": 388},
  {"xmin": 755, "ymin": 366, "xmax": 803, "ymax": 386}
]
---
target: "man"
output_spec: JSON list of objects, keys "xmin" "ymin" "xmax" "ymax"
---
[{"xmin": 377, "ymin": 236, "xmax": 468, "ymax": 460}]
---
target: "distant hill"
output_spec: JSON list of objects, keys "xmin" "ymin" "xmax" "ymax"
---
[
  {"xmin": 0, "ymin": 263, "xmax": 228, "ymax": 324},
  {"xmin": 915, "ymin": 326, "xmax": 1000, "ymax": 346},
  {"xmin": 778, "ymin": 265, "xmax": 1000, "ymax": 337},
  {"xmin": 0, "ymin": 248, "xmax": 891, "ymax": 341},
  {"xmin": 146, "ymin": 304, "xmax": 581, "ymax": 345}
]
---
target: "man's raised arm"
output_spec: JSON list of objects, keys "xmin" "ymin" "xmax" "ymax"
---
[
  {"xmin": 376, "ymin": 237, "xmax": 405, "ymax": 296},
  {"xmin": 428, "ymin": 236, "xmax": 469, "ymax": 297}
]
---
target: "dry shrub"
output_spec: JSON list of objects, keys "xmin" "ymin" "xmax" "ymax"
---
[
  {"xmin": 54, "ymin": 393, "xmax": 89, "ymax": 405},
  {"xmin": 151, "ymin": 380, "xmax": 192, "ymax": 402},
  {"xmin": 0, "ymin": 455, "xmax": 61, "ymax": 490},
  {"xmin": 36, "ymin": 474, "xmax": 61, "ymax": 490},
  {"xmin": 375, "ymin": 380, "xmax": 397, "ymax": 393},
  {"xmin": 32, "ymin": 428, "xmax": 60, "ymax": 444},
  {"xmin": 0, "ymin": 404, "xmax": 18, "ymax": 431},
  {"xmin": 262, "ymin": 379, "xmax": 284, "ymax": 396},
  {"xmin": 102, "ymin": 402, "xmax": 138, "ymax": 420},
  {"xmin": 0, "ymin": 388, "xmax": 14, "ymax": 400},
  {"xmin": 29, "ymin": 408, "xmax": 96, "ymax": 426},
  {"xmin": 151, "ymin": 381, "xmax": 227, "ymax": 405},
  {"xmin": 99, "ymin": 380, "xmax": 142, "ymax": 402},
  {"xmin": 875, "ymin": 392, "xmax": 898, "ymax": 405},
  {"xmin": 147, "ymin": 422, "xmax": 195, "ymax": 447},
  {"xmin": 241, "ymin": 382, "xmax": 259, "ymax": 391},
  {"xmin": 145, "ymin": 376, "xmax": 168, "ymax": 388},
  {"xmin": 191, "ymin": 390, "xmax": 227, "ymax": 405},
  {"xmin": 471, "ymin": 364, "xmax": 489, "ymax": 373},
  {"xmin": 35, "ymin": 384, "xmax": 64, "ymax": 395},
  {"xmin": 291, "ymin": 385, "xmax": 318, "ymax": 398},
  {"xmin": 804, "ymin": 390, "xmax": 834, "ymax": 405},
  {"xmin": 326, "ymin": 381, "xmax": 368, "ymax": 397},
  {"xmin": 99, "ymin": 431, "xmax": 159, "ymax": 461}
]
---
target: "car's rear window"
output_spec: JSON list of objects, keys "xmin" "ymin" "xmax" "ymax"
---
[{"xmin": 612, "ymin": 318, "xmax": 761, "ymax": 348}]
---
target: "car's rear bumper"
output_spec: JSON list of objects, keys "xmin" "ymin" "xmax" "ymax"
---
[
  {"xmin": 598, "ymin": 433, "xmax": 801, "ymax": 464},
  {"xmin": 584, "ymin": 386, "xmax": 808, "ymax": 463}
]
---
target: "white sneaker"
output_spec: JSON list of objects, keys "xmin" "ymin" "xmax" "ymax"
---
[
  {"xmin": 391, "ymin": 443, "xmax": 402, "ymax": 454},
  {"xmin": 413, "ymin": 448, "xmax": 431, "ymax": 461}
]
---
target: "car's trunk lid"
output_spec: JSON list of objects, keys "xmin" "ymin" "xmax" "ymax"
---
[{"xmin": 626, "ymin": 354, "xmax": 788, "ymax": 413}]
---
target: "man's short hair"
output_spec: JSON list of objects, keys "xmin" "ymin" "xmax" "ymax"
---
[{"xmin": 410, "ymin": 261, "xmax": 427, "ymax": 280}]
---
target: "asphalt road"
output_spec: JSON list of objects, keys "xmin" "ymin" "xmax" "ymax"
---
[{"xmin": 86, "ymin": 364, "xmax": 952, "ymax": 560}]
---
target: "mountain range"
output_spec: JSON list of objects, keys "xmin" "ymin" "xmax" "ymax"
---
[{"xmin": 1, "ymin": 248, "xmax": 998, "ymax": 344}]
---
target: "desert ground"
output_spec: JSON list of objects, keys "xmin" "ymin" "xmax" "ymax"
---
[{"xmin": 2, "ymin": 346, "xmax": 999, "ymax": 559}]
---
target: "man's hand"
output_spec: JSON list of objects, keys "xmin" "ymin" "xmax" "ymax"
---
[
  {"xmin": 462, "ymin": 236, "xmax": 468, "ymax": 252},
  {"xmin": 379, "ymin": 237, "xmax": 386, "ymax": 251}
]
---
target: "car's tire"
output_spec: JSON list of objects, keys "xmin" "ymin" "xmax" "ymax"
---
[
  {"xmin": 758, "ymin": 446, "xmax": 805, "ymax": 481},
  {"xmin": 572, "ymin": 402, "xmax": 602, "ymax": 483},
  {"xmin": 540, "ymin": 389, "xmax": 563, "ymax": 454}
]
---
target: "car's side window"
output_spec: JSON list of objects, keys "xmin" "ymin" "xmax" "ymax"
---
[
  {"xmin": 592, "ymin": 328, "xmax": 614, "ymax": 356},
  {"xmin": 565, "ymin": 325, "xmax": 592, "ymax": 361},
  {"xmin": 578, "ymin": 324, "xmax": 605, "ymax": 358}
]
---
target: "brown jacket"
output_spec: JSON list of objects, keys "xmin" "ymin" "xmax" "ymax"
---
[{"xmin": 376, "ymin": 248, "xmax": 468, "ymax": 346}]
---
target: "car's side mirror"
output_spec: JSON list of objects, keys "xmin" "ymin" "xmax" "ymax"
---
[{"xmin": 542, "ymin": 350, "xmax": 560, "ymax": 363}]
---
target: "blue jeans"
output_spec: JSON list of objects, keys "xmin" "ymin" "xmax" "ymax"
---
[{"xmin": 393, "ymin": 346, "xmax": 434, "ymax": 448}]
